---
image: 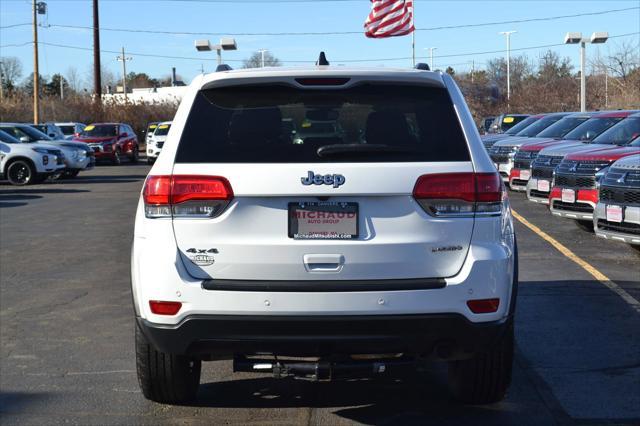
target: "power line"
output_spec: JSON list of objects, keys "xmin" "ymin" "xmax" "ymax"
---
[
  {"xmin": 0, "ymin": 22, "xmax": 31, "ymax": 29},
  {"xmin": 33, "ymin": 6, "xmax": 640, "ymax": 37},
  {"xmin": 3, "ymin": 32, "xmax": 633, "ymax": 64}
]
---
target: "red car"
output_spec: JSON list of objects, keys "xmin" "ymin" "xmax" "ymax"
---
[
  {"xmin": 73, "ymin": 123, "xmax": 139, "ymax": 165},
  {"xmin": 549, "ymin": 142, "xmax": 640, "ymax": 228}
]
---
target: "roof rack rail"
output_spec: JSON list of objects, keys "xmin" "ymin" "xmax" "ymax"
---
[
  {"xmin": 316, "ymin": 52, "xmax": 330, "ymax": 66},
  {"xmin": 216, "ymin": 64, "xmax": 233, "ymax": 72},
  {"xmin": 415, "ymin": 63, "xmax": 430, "ymax": 71}
]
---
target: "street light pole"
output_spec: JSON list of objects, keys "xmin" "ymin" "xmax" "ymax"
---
[
  {"xmin": 258, "ymin": 49, "xmax": 268, "ymax": 68},
  {"xmin": 580, "ymin": 40, "xmax": 586, "ymax": 112},
  {"xmin": 564, "ymin": 32, "xmax": 608, "ymax": 112},
  {"xmin": 499, "ymin": 31, "xmax": 516, "ymax": 104},
  {"xmin": 429, "ymin": 47, "xmax": 436, "ymax": 70},
  {"xmin": 32, "ymin": 0, "xmax": 40, "ymax": 124}
]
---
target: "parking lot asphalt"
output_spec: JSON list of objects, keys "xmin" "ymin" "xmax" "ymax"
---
[{"xmin": 1, "ymin": 165, "xmax": 639, "ymax": 425}]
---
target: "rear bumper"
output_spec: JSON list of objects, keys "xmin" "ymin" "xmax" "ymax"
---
[{"xmin": 137, "ymin": 313, "xmax": 512, "ymax": 359}]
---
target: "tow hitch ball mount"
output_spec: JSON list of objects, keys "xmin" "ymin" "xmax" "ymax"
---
[{"xmin": 233, "ymin": 356, "xmax": 414, "ymax": 381}]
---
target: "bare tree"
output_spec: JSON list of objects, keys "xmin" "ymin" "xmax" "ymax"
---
[
  {"xmin": 0, "ymin": 57, "xmax": 24, "ymax": 92},
  {"xmin": 66, "ymin": 66, "xmax": 83, "ymax": 93},
  {"xmin": 242, "ymin": 51, "xmax": 282, "ymax": 69}
]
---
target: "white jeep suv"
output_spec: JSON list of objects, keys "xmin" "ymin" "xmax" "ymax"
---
[{"xmin": 132, "ymin": 60, "xmax": 517, "ymax": 405}]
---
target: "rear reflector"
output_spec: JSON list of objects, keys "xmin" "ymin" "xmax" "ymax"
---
[
  {"xmin": 413, "ymin": 172, "xmax": 503, "ymax": 216},
  {"xmin": 149, "ymin": 300, "xmax": 182, "ymax": 315},
  {"xmin": 467, "ymin": 298, "xmax": 500, "ymax": 314},
  {"xmin": 143, "ymin": 175, "xmax": 233, "ymax": 218}
]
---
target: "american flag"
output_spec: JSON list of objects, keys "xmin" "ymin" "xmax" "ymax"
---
[{"xmin": 364, "ymin": 0, "xmax": 414, "ymax": 39}]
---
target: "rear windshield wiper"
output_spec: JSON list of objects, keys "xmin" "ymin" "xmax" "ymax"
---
[{"xmin": 317, "ymin": 144, "xmax": 417, "ymax": 158}]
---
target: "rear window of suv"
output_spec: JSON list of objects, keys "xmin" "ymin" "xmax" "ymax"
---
[{"xmin": 175, "ymin": 84, "xmax": 470, "ymax": 163}]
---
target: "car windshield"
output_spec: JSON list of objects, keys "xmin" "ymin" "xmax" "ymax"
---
[
  {"xmin": 591, "ymin": 117, "xmax": 640, "ymax": 145},
  {"xmin": 536, "ymin": 117, "xmax": 590, "ymax": 139},
  {"xmin": 154, "ymin": 124, "xmax": 171, "ymax": 136},
  {"xmin": 58, "ymin": 125, "xmax": 76, "ymax": 135},
  {"xmin": 504, "ymin": 116, "xmax": 538, "ymax": 135},
  {"xmin": 147, "ymin": 124, "xmax": 158, "ymax": 133},
  {"xmin": 176, "ymin": 84, "xmax": 470, "ymax": 163},
  {"xmin": 515, "ymin": 115, "xmax": 565, "ymax": 137},
  {"xmin": 0, "ymin": 129, "xmax": 20, "ymax": 143},
  {"xmin": 0, "ymin": 125, "xmax": 51, "ymax": 142},
  {"xmin": 81, "ymin": 125, "xmax": 118, "ymax": 137},
  {"xmin": 564, "ymin": 117, "xmax": 622, "ymax": 142}
]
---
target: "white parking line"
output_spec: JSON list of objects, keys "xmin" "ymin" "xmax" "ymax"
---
[{"xmin": 512, "ymin": 209, "xmax": 640, "ymax": 314}]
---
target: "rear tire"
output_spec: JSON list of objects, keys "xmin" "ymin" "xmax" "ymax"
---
[
  {"xmin": 60, "ymin": 170, "xmax": 80, "ymax": 179},
  {"xmin": 147, "ymin": 157, "xmax": 156, "ymax": 165},
  {"xmin": 575, "ymin": 220, "xmax": 594, "ymax": 232},
  {"xmin": 448, "ymin": 322, "xmax": 514, "ymax": 404},
  {"xmin": 130, "ymin": 147, "xmax": 139, "ymax": 164},
  {"xmin": 135, "ymin": 324, "xmax": 201, "ymax": 404}
]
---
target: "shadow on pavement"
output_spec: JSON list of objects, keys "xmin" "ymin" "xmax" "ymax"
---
[
  {"xmin": 0, "ymin": 188, "xmax": 90, "ymax": 194},
  {"xmin": 0, "ymin": 391, "xmax": 50, "ymax": 413}
]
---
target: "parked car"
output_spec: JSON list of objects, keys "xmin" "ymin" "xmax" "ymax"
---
[
  {"xmin": 0, "ymin": 123, "xmax": 95, "ymax": 177},
  {"xmin": 54, "ymin": 122, "xmax": 86, "ymax": 140},
  {"xmin": 0, "ymin": 129, "xmax": 66, "ymax": 185},
  {"xmin": 594, "ymin": 152, "xmax": 640, "ymax": 247},
  {"xmin": 486, "ymin": 113, "xmax": 529, "ymax": 134},
  {"xmin": 481, "ymin": 116, "xmax": 495, "ymax": 134},
  {"xmin": 526, "ymin": 111, "xmax": 638, "ymax": 204},
  {"xmin": 30, "ymin": 123, "xmax": 66, "ymax": 140},
  {"xmin": 146, "ymin": 121, "xmax": 171, "ymax": 164},
  {"xmin": 132, "ymin": 64, "xmax": 517, "ymax": 405},
  {"xmin": 73, "ymin": 123, "xmax": 139, "ymax": 165},
  {"xmin": 489, "ymin": 112, "xmax": 586, "ymax": 182},
  {"xmin": 549, "ymin": 142, "xmax": 639, "ymax": 230},
  {"xmin": 481, "ymin": 114, "xmax": 543, "ymax": 147},
  {"xmin": 143, "ymin": 122, "xmax": 160, "ymax": 150}
]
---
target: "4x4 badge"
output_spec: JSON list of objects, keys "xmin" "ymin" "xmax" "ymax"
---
[
  {"xmin": 301, "ymin": 171, "xmax": 345, "ymax": 188},
  {"xmin": 185, "ymin": 248, "xmax": 218, "ymax": 266}
]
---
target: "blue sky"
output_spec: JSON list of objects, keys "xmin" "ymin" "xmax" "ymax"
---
[{"xmin": 1, "ymin": 0, "xmax": 639, "ymax": 86}]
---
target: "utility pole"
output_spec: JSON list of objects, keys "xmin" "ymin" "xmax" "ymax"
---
[
  {"xmin": 92, "ymin": 0, "xmax": 101, "ymax": 98},
  {"xmin": 32, "ymin": 0, "xmax": 40, "ymax": 124},
  {"xmin": 471, "ymin": 60, "xmax": 475, "ymax": 83},
  {"xmin": 0, "ymin": 61, "xmax": 4, "ymax": 101},
  {"xmin": 117, "ymin": 47, "xmax": 132, "ymax": 102},
  {"xmin": 60, "ymin": 76, "xmax": 64, "ymax": 100},
  {"xmin": 258, "ymin": 49, "xmax": 268, "ymax": 68},
  {"xmin": 499, "ymin": 31, "xmax": 516, "ymax": 106}
]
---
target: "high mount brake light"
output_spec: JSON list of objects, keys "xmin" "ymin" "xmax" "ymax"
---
[
  {"xmin": 295, "ymin": 78, "xmax": 350, "ymax": 86},
  {"xmin": 143, "ymin": 175, "xmax": 233, "ymax": 218},
  {"xmin": 412, "ymin": 172, "xmax": 503, "ymax": 217}
]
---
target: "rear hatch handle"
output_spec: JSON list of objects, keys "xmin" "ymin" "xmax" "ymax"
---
[{"xmin": 303, "ymin": 254, "xmax": 345, "ymax": 273}]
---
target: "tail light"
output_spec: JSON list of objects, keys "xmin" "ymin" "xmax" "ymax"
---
[
  {"xmin": 143, "ymin": 175, "xmax": 233, "ymax": 218},
  {"xmin": 413, "ymin": 172, "xmax": 503, "ymax": 217},
  {"xmin": 149, "ymin": 300, "xmax": 182, "ymax": 315}
]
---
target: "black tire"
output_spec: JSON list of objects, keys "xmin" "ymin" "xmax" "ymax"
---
[
  {"xmin": 575, "ymin": 220, "xmax": 594, "ymax": 232},
  {"xmin": 147, "ymin": 157, "xmax": 156, "ymax": 165},
  {"xmin": 135, "ymin": 324, "xmax": 201, "ymax": 404},
  {"xmin": 447, "ymin": 322, "xmax": 514, "ymax": 404},
  {"xmin": 130, "ymin": 147, "xmax": 139, "ymax": 164},
  {"xmin": 60, "ymin": 170, "xmax": 80, "ymax": 179},
  {"xmin": 630, "ymin": 244, "xmax": 640, "ymax": 253},
  {"xmin": 6, "ymin": 160, "xmax": 36, "ymax": 186},
  {"xmin": 112, "ymin": 150, "xmax": 122, "ymax": 166}
]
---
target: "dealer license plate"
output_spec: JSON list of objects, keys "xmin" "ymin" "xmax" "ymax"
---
[
  {"xmin": 288, "ymin": 202, "xmax": 358, "ymax": 240},
  {"xmin": 520, "ymin": 170, "xmax": 531, "ymax": 180},
  {"xmin": 537, "ymin": 179, "xmax": 550, "ymax": 192},
  {"xmin": 606, "ymin": 205, "xmax": 623, "ymax": 223},
  {"xmin": 561, "ymin": 188, "xmax": 576, "ymax": 203}
]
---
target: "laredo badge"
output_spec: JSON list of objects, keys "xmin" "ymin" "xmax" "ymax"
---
[{"xmin": 185, "ymin": 248, "xmax": 218, "ymax": 266}]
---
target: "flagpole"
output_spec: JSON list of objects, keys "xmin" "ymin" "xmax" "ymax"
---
[{"xmin": 411, "ymin": 0, "xmax": 415, "ymax": 67}]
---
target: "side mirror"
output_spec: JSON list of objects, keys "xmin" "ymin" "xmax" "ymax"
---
[{"xmin": 20, "ymin": 136, "xmax": 30, "ymax": 143}]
